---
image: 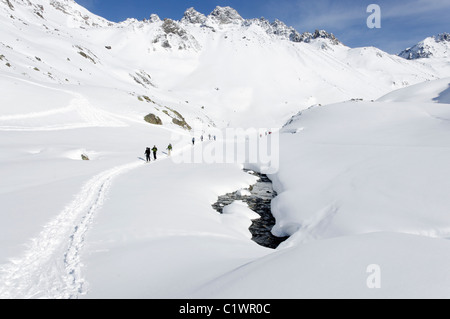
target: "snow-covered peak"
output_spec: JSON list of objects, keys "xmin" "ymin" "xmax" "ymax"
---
[
  {"xmin": 48, "ymin": 0, "xmax": 112, "ymax": 27},
  {"xmin": 242, "ymin": 18, "xmax": 340, "ymax": 46},
  {"xmin": 269, "ymin": 19, "xmax": 296, "ymax": 39},
  {"xmin": 297, "ymin": 30, "xmax": 341, "ymax": 46},
  {"xmin": 148, "ymin": 13, "xmax": 160, "ymax": 23},
  {"xmin": 3, "ymin": 0, "xmax": 112, "ymax": 28},
  {"xmin": 49, "ymin": 0, "xmax": 84, "ymax": 13},
  {"xmin": 435, "ymin": 33, "xmax": 450, "ymax": 43},
  {"xmin": 209, "ymin": 6, "xmax": 243, "ymax": 24},
  {"xmin": 399, "ymin": 33, "xmax": 450, "ymax": 59},
  {"xmin": 181, "ymin": 7, "xmax": 206, "ymax": 25}
]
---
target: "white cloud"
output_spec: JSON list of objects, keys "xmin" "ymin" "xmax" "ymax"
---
[{"xmin": 383, "ymin": 0, "xmax": 450, "ymax": 19}]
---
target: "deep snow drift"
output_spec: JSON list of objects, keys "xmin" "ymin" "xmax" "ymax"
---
[{"xmin": 2, "ymin": 0, "xmax": 450, "ymax": 299}]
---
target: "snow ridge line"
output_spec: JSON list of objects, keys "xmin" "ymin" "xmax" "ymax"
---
[{"xmin": 0, "ymin": 161, "xmax": 142, "ymax": 299}]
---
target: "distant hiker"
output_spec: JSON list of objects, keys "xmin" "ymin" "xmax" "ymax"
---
[
  {"xmin": 167, "ymin": 143, "xmax": 173, "ymax": 156},
  {"xmin": 201, "ymin": 135, "xmax": 204, "ymax": 142},
  {"xmin": 208, "ymin": 134, "xmax": 211, "ymax": 140},
  {"xmin": 144, "ymin": 147, "xmax": 151, "ymax": 162},
  {"xmin": 192, "ymin": 137, "xmax": 195, "ymax": 145},
  {"xmin": 152, "ymin": 145, "xmax": 158, "ymax": 160},
  {"xmin": 214, "ymin": 135, "xmax": 216, "ymax": 141}
]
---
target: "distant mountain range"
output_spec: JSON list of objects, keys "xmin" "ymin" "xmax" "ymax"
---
[
  {"xmin": 399, "ymin": 33, "xmax": 450, "ymax": 60},
  {"xmin": 1, "ymin": 0, "xmax": 449, "ymax": 128}
]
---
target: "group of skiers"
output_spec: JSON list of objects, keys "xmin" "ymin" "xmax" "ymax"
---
[
  {"xmin": 192, "ymin": 134, "xmax": 216, "ymax": 145},
  {"xmin": 144, "ymin": 144, "xmax": 172, "ymax": 163},
  {"xmin": 146, "ymin": 134, "xmax": 217, "ymax": 162}
]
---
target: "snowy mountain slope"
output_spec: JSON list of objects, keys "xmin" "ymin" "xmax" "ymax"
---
[
  {"xmin": 1, "ymin": 0, "xmax": 450, "ymax": 129},
  {"xmin": 160, "ymin": 16, "xmax": 449, "ymax": 127},
  {"xmin": 1, "ymin": 0, "xmax": 111, "ymax": 29},
  {"xmin": 399, "ymin": 33, "xmax": 450, "ymax": 60},
  {"xmin": 378, "ymin": 77, "xmax": 450, "ymax": 104},
  {"xmin": 2, "ymin": 0, "xmax": 450, "ymax": 300},
  {"xmin": 0, "ymin": 0, "xmax": 212, "ymax": 132}
]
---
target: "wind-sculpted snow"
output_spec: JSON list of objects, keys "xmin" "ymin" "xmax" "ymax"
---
[
  {"xmin": 434, "ymin": 84, "xmax": 450, "ymax": 104},
  {"xmin": 377, "ymin": 77, "xmax": 450, "ymax": 104}
]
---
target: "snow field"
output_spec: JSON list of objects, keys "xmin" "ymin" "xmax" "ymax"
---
[{"xmin": 2, "ymin": 0, "xmax": 450, "ymax": 299}]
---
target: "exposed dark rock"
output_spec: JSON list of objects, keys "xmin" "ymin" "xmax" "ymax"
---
[
  {"xmin": 5, "ymin": 0, "xmax": 14, "ymax": 11},
  {"xmin": 163, "ymin": 107, "xmax": 192, "ymax": 130},
  {"xmin": 181, "ymin": 7, "xmax": 207, "ymax": 25},
  {"xmin": 144, "ymin": 113, "xmax": 162, "ymax": 125},
  {"xmin": 212, "ymin": 170, "xmax": 289, "ymax": 249},
  {"xmin": 162, "ymin": 19, "xmax": 187, "ymax": 37},
  {"xmin": 209, "ymin": 6, "xmax": 243, "ymax": 24},
  {"xmin": 399, "ymin": 33, "xmax": 450, "ymax": 60}
]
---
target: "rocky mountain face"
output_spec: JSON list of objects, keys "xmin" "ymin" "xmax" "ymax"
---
[
  {"xmin": 152, "ymin": 6, "xmax": 341, "ymax": 49},
  {"xmin": 2, "ymin": 0, "xmax": 112, "ymax": 27},
  {"xmin": 399, "ymin": 33, "xmax": 450, "ymax": 59},
  {"xmin": 181, "ymin": 7, "xmax": 207, "ymax": 25},
  {"xmin": 209, "ymin": 6, "xmax": 243, "ymax": 24}
]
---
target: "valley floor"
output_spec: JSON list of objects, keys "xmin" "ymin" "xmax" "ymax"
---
[{"xmin": 2, "ymin": 77, "xmax": 450, "ymax": 299}]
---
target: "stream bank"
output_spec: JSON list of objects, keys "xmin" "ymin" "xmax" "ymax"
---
[{"xmin": 212, "ymin": 170, "xmax": 288, "ymax": 249}]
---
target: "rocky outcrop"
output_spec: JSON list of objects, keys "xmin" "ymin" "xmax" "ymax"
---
[
  {"xmin": 181, "ymin": 7, "xmax": 206, "ymax": 25},
  {"xmin": 399, "ymin": 33, "xmax": 450, "ymax": 59},
  {"xmin": 209, "ymin": 6, "xmax": 243, "ymax": 24},
  {"xmin": 212, "ymin": 170, "xmax": 289, "ymax": 249},
  {"xmin": 144, "ymin": 113, "xmax": 162, "ymax": 125}
]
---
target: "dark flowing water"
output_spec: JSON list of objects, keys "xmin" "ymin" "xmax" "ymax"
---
[{"xmin": 212, "ymin": 170, "xmax": 289, "ymax": 249}]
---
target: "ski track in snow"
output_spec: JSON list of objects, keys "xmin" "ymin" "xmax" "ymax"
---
[{"xmin": 0, "ymin": 161, "xmax": 143, "ymax": 299}]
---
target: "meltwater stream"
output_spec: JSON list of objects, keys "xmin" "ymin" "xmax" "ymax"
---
[{"xmin": 212, "ymin": 170, "xmax": 289, "ymax": 249}]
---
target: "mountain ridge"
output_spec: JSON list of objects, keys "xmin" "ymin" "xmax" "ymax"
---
[
  {"xmin": 116, "ymin": 5, "xmax": 342, "ymax": 48},
  {"xmin": 1, "ymin": 0, "xmax": 450, "ymax": 129},
  {"xmin": 399, "ymin": 33, "xmax": 450, "ymax": 59}
]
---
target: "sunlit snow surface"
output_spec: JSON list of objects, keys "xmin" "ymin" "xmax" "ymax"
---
[{"xmin": 1, "ymin": 0, "xmax": 450, "ymax": 299}]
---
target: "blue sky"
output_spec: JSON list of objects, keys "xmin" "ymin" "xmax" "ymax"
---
[{"xmin": 75, "ymin": 0, "xmax": 450, "ymax": 54}]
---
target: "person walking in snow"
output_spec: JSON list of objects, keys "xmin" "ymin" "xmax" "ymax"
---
[
  {"xmin": 152, "ymin": 145, "xmax": 158, "ymax": 160},
  {"xmin": 167, "ymin": 143, "xmax": 173, "ymax": 156},
  {"xmin": 192, "ymin": 137, "xmax": 195, "ymax": 146},
  {"xmin": 144, "ymin": 147, "xmax": 151, "ymax": 162}
]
